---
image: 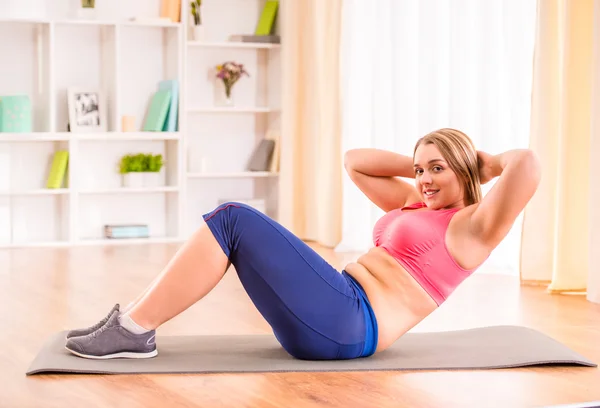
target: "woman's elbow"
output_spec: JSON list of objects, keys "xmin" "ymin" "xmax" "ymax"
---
[
  {"xmin": 521, "ymin": 149, "xmax": 542, "ymax": 187},
  {"xmin": 344, "ymin": 150, "xmax": 358, "ymax": 171}
]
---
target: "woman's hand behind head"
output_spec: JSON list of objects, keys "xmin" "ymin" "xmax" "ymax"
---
[{"xmin": 476, "ymin": 150, "xmax": 498, "ymax": 185}]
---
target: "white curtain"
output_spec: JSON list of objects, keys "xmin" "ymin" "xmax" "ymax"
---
[
  {"xmin": 590, "ymin": 0, "xmax": 600, "ymax": 303},
  {"xmin": 338, "ymin": 0, "xmax": 538, "ymax": 275}
]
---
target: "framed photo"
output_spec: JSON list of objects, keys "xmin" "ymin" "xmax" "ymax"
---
[{"xmin": 67, "ymin": 88, "xmax": 107, "ymax": 132}]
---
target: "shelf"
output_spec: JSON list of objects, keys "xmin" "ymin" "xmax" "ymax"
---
[
  {"xmin": 187, "ymin": 107, "xmax": 277, "ymax": 114},
  {"xmin": 0, "ymin": 133, "xmax": 70, "ymax": 142},
  {"xmin": 73, "ymin": 132, "xmax": 181, "ymax": 141},
  {"xmin": 0, "ymin": 18, "xmax": 181, "ymax": 28},
  {"xmin": 0, "ymin": 189, "xmax": 69, "ymax": 196},
  {"xmin": 52, "ymin": 19, "xmax": 117, "ymax": 26},
  {"xmin": 188, "ymin": 41, "xmax": 280, "ymax": 49},
  {"xmin": 0, "ymin": 132, "xmax": 181, "ymax": 142},
  {"xmin": 0, "ymin": 240, "xmax": 71, "ymax": 249},
  {"xmin": 0, "ymin": 18, "xmax": 50, "ymax": 24},
  {"xmin": 188, "ymin": 172, "xmax": 278, "ymax": 179},
  {"xmin": 0, "ymin": 236, "xmax": 183, "ymax": 249},
  {"xmin": 77, "ymin": 237, "xmax": 183, "ymax": 246},
  {"xmin": 78, "ymin": 187, "xmax": 179, "ymax": 194},
  {"xmin": 117, "ymin": 20, "xmax": 181, "ymax": 28}
]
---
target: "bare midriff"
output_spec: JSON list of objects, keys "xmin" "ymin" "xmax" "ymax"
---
[{"xmin": 344, "ymin": 247, "xmax": 439, "ymax": 353}]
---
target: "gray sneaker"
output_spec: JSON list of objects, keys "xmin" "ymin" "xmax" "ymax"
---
[
  {"xmin": 65, "ymin": 310, "xmax": 157, "ymax": 359},
  {"xmin": 66, "ymin": 303, "xmax": 120, "ymax": 339}
]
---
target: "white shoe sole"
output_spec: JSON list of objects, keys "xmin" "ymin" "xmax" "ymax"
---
[{"xmin": 65, "ymin": 346, "xmax": 158, "ymax": 360}]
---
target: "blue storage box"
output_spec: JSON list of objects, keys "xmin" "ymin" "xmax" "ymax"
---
[{"xmin": 0, "ymin": 95, "xmax": 32, "ymax": 133}]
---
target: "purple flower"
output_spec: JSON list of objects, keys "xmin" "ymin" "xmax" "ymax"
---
[{"xmin": 214, "ymin": 61, "xmax": 250, "ymax": 95}]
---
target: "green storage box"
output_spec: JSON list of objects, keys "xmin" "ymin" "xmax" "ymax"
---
[{"xmin": 0, "ymin": 95, "xmax": 32, "ymax": 133}]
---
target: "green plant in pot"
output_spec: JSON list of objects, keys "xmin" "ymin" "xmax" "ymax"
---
[
  {"xmin": 75, "ymin": 0, "xmax": 96, "ymax": 19},
  {"xmin": 190, "ymin": 0, "xmax": 202, "ymax": 25},
  {"xmin": 148, "ymin": 154, "xmax": 164, "ymax": 172},
  {"xmin": 190, "ymin": 0, "xmax": 205, "ymax": 41},
  {"xmin": 119, "ymin": 153, "xmax": 165, "ymax": 188}
]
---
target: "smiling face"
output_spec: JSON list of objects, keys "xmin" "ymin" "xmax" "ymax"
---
[{"xmin": 413, "ymin": 143, "xmax": 466, "ymax": 210}]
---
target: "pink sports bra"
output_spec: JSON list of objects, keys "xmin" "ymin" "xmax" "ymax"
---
[{"xmin": 373, "ymin": 201, "xmax": 479, "ymax": 305}]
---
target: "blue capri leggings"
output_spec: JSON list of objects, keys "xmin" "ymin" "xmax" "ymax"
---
[{"xmin": 202, "ymin": 202, "xmax": 378, "ymax": 360}]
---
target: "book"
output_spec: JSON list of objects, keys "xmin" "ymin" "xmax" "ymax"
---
[
  {"xmin": 143, "ymin": 90, "xmax": 171, "ymax": 131},
  {"xmin": 46, "ymin": 151, "xmax": 69, "ymax": 189},
  {"xmin": 228, "ymin": 35, "xmax": 280, "ymax": 44},
  {"xmin": 158, "ymin": 80, "xmax": 179, "ymax": 132},
  {"xmin": 104, "ymin": 224, "xmax": 150, "ymax": 239},
  {"xmin": 255, "ymin": 0, "xmax": 279, "ymax": 36},
  {"xmin": 266, "ymin": 128, "xmax": 280, "ymax": 173},
  {"xmin": 246, "ymin": 139, "xmax": 275, "ymax": 171}
]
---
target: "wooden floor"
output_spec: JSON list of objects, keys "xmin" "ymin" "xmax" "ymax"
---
[{"xmin": 1, "ymin": 242, "xmax": 600, "ymax": 408}]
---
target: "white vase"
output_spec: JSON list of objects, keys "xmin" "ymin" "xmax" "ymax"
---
[
  {"xmin": 70, "ymin": 0, "xmax": 97, "ymax": 19},
  {"xmin": 122, "ymin": 173, "xmax": 145, "ymax": 188},
  {"xmin": 76, "ymin": 7, "xmax": 96, "ymax": 19},
  {"xmin": 192, "ymin": 25, "xmax": 205, "ymax": 42},
  {"xmin": 122, "ymin": 172, "xmax": 165, "ymax": 188},
  {"xmin": 144, "ymin": 172, "xmax": 165, "ymax": 188},
  {"xmin": 214, "ymin": 81, "xmax": 234, "ymax": 107}
]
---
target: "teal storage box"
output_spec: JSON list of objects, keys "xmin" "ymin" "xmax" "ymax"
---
[{"xmin": 0, "ymin": 95, "xmax": 32, "ymax": 133}]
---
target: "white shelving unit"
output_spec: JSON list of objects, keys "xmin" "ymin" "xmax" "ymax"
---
[
  {"xmin": 188, "ymin": 41, "xmax": 280, "ymax": 49},
  {"xmin": 187, "ymin": 107, "xmax": 276, "ymax": 113},
  {"xmin": 0, "ymin": 0, "xmax": 282, "ymax": 248},
  {"xmin": 188, "ymin": 171, "xmax": 277, "ymax": 179},
  {"xmin": 181, "ymin": 0, "xmax": 282, "ymax": 237}
]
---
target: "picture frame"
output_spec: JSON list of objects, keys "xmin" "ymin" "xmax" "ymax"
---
[{"xmin": 67, "ymin": 87, "xmax": 107, "ymax": 132}]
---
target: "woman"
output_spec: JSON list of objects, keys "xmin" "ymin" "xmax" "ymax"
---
[{"xmin": 65, "ymin": 128, "xmax": 541, "ymax": 360}]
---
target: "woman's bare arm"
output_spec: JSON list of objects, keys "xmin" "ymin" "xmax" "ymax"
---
[
  {"xmin": 469, "ymin": 149, "xmax": 542, "ymax": 248},
  {"xmin": 344, "ymin": 148, "xmax": 420, "ymax": 212}
]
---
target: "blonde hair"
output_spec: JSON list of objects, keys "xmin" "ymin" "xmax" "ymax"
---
[{"xmin": 414, "ymin": 128, "xmax": 482, "ymax": 205}]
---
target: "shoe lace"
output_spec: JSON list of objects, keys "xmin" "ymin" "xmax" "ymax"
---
[{"xmin": 90, "ymin": 316, "xmax": 114, "ymax": 338}]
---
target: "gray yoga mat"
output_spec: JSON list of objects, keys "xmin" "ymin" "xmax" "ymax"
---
[{"xmin": 26, "ymin": 325, "xmax": 596, "ymax": 375}]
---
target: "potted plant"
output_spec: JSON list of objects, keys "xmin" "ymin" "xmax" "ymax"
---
[
  {"xmin": 190, "ymin": 0, "xmax": 205, "ymax": 41},
  {"xmin": 119, "ymin": 153, "xmax": 165, "ymax": 188},
  {"xmin": 214, "ymin": 61, "xmax": 249, "ymax": 106},
  {"xmin": 145, "ymin": 153, "xmax": 165, "ymax": 187}
]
